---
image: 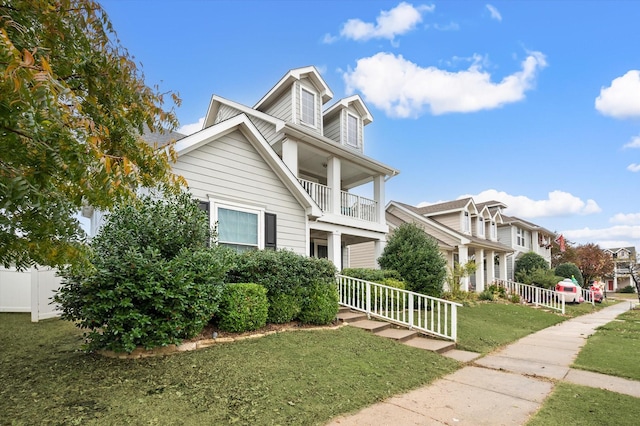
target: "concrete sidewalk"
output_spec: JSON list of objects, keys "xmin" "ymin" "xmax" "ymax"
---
[{"xmin": 328, "ymin": 302, "xmax": 638, "ymax": 426}]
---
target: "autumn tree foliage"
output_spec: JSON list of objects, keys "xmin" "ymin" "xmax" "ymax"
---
[
  {"xmin": 574, "ymin": 243, "xmax": 614, "ymax": 285},
  {"xmin": 0, "ymin": 1, "xmax": 184, "ymax": 270}
]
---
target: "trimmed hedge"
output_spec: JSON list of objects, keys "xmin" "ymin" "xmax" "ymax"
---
[
  {"xmin": 218, "ymin": 283, "xmax": 269, "ymax": 333},
  {"xmin": 298, "ymin": 280, "xmax": 339, "ymax": 325},
  {"xmin": 340, "ymin": 268, "xmax": 402, "ymax": 283}
]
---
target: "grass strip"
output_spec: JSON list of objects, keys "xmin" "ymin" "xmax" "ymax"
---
[
  {"xmin": 573, "ymin": 308, "xmax": 640, "ymax": 381},
  {"xmin": 527, "ymin": 382, "xmax": 640, "ymax": 425},
  {"xmin": 0, "ymin": 313, "xmax": 459, "ymax": 425}
]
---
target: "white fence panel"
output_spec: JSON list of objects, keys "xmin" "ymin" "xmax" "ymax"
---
[{"xmin": 0, "ymin": 267, "xmax": 62, "ymax": 322}]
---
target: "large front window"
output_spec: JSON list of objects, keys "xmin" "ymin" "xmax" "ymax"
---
[
  {"xmin": 516, "ymin": 228, "xmax": 527, "ymax": 247},
  {"xmin": 218, "ymin": 207, "xmax": 259, "ymax": 252},
  {"xmin": 300, "ymin": 87, "xmax": 316, "ymax": 127}
]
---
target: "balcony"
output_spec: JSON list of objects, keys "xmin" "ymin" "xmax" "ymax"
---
[{"xmin": 298, "ymin": 178, "xmax": 378, "ymax": 223}]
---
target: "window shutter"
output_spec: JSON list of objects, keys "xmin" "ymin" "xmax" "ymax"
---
[{"xmin": 265, "ymin": 213, "xmax": 277, "ymax": 250}]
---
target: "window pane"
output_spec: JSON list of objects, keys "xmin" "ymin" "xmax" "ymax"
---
[
  {"xmin": 347, "ymin": 115, "xmax": 358, "ymax": 146},
  {"xmin": 301, "ymin": 88, "xmax": 315, "ymax": 126},
  {"xmin": 218, "ymin": 208, "xmax": 258, "ymax": 246}
]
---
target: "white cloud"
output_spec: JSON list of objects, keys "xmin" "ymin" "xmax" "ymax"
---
[
  {"xmin": 462, "ymin": 189, "xmax": 601, "ymax": 218},
  {"xmin": 627, "ymin": 163, "xmax": 640, "ymax": 172},
  {"xmin": 343, "ymin": 51, "xmax": 547, "ymax": 117},
  {"xmin": 178, "ymin": 117, "xmax": 205, "ymax": 135},
  {"xmin": 623, "ymin": 135, "xmax": 640, "ymax": 149},
  {"xmin": 610, "ymin": 212, "xmax": 640, "ymax": 225},
  {"xmin": 337, "ymin": 2, "xmax": 435, "ymax": 43},
  {"xmin": 595, "ymin": 70, "xmax": 640, "ymax": 118},
  {"xmin": 563, "ymin": 225, "xmax": 640, "ymax": 248},
  {"xmin": 486, "ymin": 4, "xmax": 502, "ymax": 21},
  {"xmin": 428, "ymin": 21, "xmax": 460, "ymax": 31}
]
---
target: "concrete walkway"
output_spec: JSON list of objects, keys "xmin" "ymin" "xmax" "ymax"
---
[{"xmin": 328, "ymin": 302, "xmax": 639, "ymax": 426}]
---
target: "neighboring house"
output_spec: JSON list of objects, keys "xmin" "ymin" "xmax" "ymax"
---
[
  {"xmin": 603, "ymin": 247, "xmax": 638, "ymax": 292},
  {"xmin": 491, "ymin": 210, "xmax": 555, "ymax": 281},
  {"xmin": 85, "ymin": 66, "xmax": 399, "ymax": 270},
  {"xmin": 349, "ymin": 198, "xmax": 514, "ymax": 292}
]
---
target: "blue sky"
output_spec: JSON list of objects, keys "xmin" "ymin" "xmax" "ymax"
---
[{"xmin": 101, "ymin": 0, "xmax": 640, "ymax": 252}]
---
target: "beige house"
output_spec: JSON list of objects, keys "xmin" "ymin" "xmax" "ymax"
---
[
  {"xmin": 603, "ymin": 247, "xmax": 638, "ymax": 292},
  {"xmin": 86, "ymin": 66, "xmax": 399, "ymax": 270},
  {"xmin": 349, "ymin": 198, "xmax": 513, "ymax": 292}
]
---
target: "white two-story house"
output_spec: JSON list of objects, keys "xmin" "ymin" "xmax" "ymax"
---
[
  {"xmin": 349, "ymin": 198, "xmax": 513, "ymax": 292},
  {"xmin": 85, "ymin": 66, "xmax": 399, "ymax": 270},
  {"xmin": 603, "ymin": 247, "xmax": 638, "ymax": 292}
]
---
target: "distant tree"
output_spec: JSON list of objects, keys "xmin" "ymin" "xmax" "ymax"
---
[
  {"xmin": 0, "ymin": 0, "xmax": 183, "ymax": 270},
  {"xmin": 575, "ymin": 243, "xmax": 614, "ymax": 285},
  {"xmin": 378, "ymin": 222, "xmax": 447, "ymax": 297},
  {"xmin": 551, "ymin": 238, "xmax": 578, "ymax": 268},
  {"xmin": 555, "ymin": 263, "xmax": 584, "ymax": 286}
]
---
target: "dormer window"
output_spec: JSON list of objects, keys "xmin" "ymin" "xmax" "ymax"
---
[
  {"xmin": 300, "ymin": 87, "xmax": 316, "ymax": 127},
  {"xmin": 490, "ymin": 221, "xmax": 497, "ymax": 239},
  {"xmin": 463, "ymin": 211, "xmax": 471, "ymax": 233},
  {"xmin": 347, "ymin": 113, "xmax": 359, "ymax": 147},
  {"xmin": 477, "ymin": 217, "xmax": 485, "ymax": 236}
]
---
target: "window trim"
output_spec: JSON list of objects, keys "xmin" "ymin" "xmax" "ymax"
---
[
  {"xmin": 463, "ymin": 211, "xmax": 471, "ymax": 233},
  {"xmin": 300, "ymin": 86, "xmax": 317, "ymax": 128},
  {"xmin": 211, "ymin": 199, "xmax": 265, "ymax": 250},
  {"xmin": 346, "ymin": 112, "xmax": 359, "ymax": 148},
  {"xmin": 477, "ymin": 217, "xmax": 485, "ymax": 237}
]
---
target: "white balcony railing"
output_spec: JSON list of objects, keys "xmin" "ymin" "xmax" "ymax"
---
[
  {"xmin": 298, "ymin": 178, "xmax": 378, "ymax": 223},
  {"xmin": 337, "ymin": 275, "xmax": 462, "ymax": 341},
  {"xmin": 298, "ymin": 179, "xmax": 331, "ymax": 212}
]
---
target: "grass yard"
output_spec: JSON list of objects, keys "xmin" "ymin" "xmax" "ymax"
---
[
  {"xmin": 526, "ymin": 382, "xmax": 640, "ymax": 425},
  {"xmin": 572, "ymin": 307, "xmax": 640, "ymax": 380},
  {"xmin": 455, "ymin": 302, "xmax": 567, "ymax": 353},
  {"xmin": 0, "ymin": 313, "xmax": 459, "ymax": 425}
]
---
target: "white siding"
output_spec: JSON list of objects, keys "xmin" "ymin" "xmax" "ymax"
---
[
  {"xmin": 262, "ymin": 90, "xmax": 292, "ymax": 122},
  {"xmin": 348, "ymin": 242, "xmax": 377, "ymax": 269},
  {"xmin": 216, "ymin": 104, "xmax": 241, "ymax": 123},
  {"xmin": 432, "ymin": 212, "xmax": 462, "ymax": 232},
  {"xmin": 172, "ymin": 129, "xmax": 307, "ymax": 254},
  {"xmin": 247, "ymin": 117, "xmax": 278, "ymax": 144},
  {"xmin": 323, "ymin": 115, "xmax": 340, "ymax": 143}
]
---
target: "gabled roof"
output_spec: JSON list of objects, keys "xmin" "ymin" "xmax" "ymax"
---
[
  {"xmin": 141, "ymin": 128, "xmax": 186, "ymax": 148},
  {"xmin": 203, "ymin": 94, "xmax": 286, "ymax": 131},
  {"xmin": 604, "ymin": 246, "xmax": 637, "ymax": 256},
  {"xmin": 173, "ymin": 114, "xmax": 323, "ymax": 219},
  {"xmin": 500, "ymin": 214, "xmax": 555, "ymax": 236},
  {"xmin": 386, "ymin": 210, "xmax": 455, "ymax": 250},
  {"xmin": 254, "ymin": 66, "xmax": 333, "ymax": 111},
  {"xmin": 413, "ymin": 197, "xmax": 477, "ymax": 216},
  {"xmin": 323, "ymin": 95, "xmax": 373, "ymax": 125}
]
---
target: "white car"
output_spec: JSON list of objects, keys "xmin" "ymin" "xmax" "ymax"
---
[{"xmin": 555, "ymin": 278, "xmax": 583, "ymax": 303}]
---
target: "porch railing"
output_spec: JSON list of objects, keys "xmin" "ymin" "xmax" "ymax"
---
[
  {"xmin": 494, "ymin": 279, "xmax": 565, "ymax": 314},
  {"xmin": 298, "ymin": 178, "xmax": 378, "ymax": 223},
  {"xmin": 336, "ymin": 275, "xmax": 462, "ymax": 341}
]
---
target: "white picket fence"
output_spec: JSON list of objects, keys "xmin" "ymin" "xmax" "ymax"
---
[
  {"xmin": 0, "ymin": 267, "xmax": 62, "ymax": 322},
  {"xmin": 493, "ymin": 279, "xmax": 566, "ymax": 314},
  {"xmin": 336, "ymin": 275, "xmax": 462, "ymax": 341}
]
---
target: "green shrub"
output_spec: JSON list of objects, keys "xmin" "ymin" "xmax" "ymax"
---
[
  {"xmin": 487, "ymin": 284, "xmax": 506, "ymax": 298},
  {"xmin": 620, "ymin": 285, "xmax": 636, "ymax": 294},
  {"xmin": 298, "ymin": 280, "xmax": 339, "ymax": 325},
  {"xmin": 479, "ymin": 288, "xmax": 496, "ymax": 301},
  {"xmin": 514, "ymin": 252, "xmax": 549, "ymax": 278},
  {"xmin": 554, "ymin": 263, "xmax": 584, "ymax": 286},
  {"xmin": 267, "ymin": 292, "xmax": 301, "ymax": 324},
  {"xmin": 517, "ymin": 267, "xmax": 563, "ymax": 289},
  {"xmin": 378, "ymin": 223, "xmax": 447, "ymax": 297},
  {"xmin": 218, "ymin": 283, "xmax": 268, "ymax": 333},
  {"xmin": 340, "ymin": 268, "xmax": 401, "ymax": 283},
  {"xmin": 227, "ymin": 249, "xmax": 336, "ymax": 321},
  {"xmin": 55, "ymin": 192, "xmax": 234, "ymax": 353},
  {"xmin": 509, "ymin": 294, "xmax": 521, "ymax": 304}
]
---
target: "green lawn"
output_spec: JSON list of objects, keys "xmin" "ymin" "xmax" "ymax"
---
[
  {"xmin": 527, "ymin": 382, "xmax": 640, "ymax": 426},
  {"xmin": 572, "ymin": 307, "xmax": 640, "ymax": 380},
  {"xmin": 456, "ymin": 302, "xmax": 567, "ymax": 353},
  {"xmin": 0, "ymin": 313, "xmax": 459, "ymax": 425}
]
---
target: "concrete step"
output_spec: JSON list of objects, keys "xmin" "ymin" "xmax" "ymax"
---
[
  {"xmin": 348, "ymin": 319, "xmax": 390, "ymax": 333},
  {"xmin": 337, "ymin": 311, "xmax": 368, "ymax": 323},
  {"xmin": 403, "ymin": 335, "xmax": 456, "ymax": 354},
  {"xmin": 374, "ymin": 327, "xmax": 419, "ymax": 343}
]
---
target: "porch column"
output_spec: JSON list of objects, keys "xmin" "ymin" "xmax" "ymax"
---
[
  {"xmin": 374, "ymin": 239, "xmax": 386, "ymax": 269},
  {"xmin": 373, "ymin": 174, "xmax": 385, "ymax": 225},
  {"xmin": 458, "ymin": 245, "xmax": 469, "ymax": 292},
  {"xmin": 486, "ymin": 250, "xmax": 495, "ymax": 285},
  {"xmin": 328, "ymin": 230, "xmax": 342, "ymax": 270},
  {"xmin": 327, "ymin": 156, "xmax": 341, "ymax": 215},
  {"xmin": 281, "ymin": 138, "xmax": 298, "ymax": 176},
  {"xmin": 475, "ymin": 248, "xmax": 485, "ymax": 292},
  {"xmin": 499, "ymin": 252, "xmax": 508, "ymax": 281}
]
